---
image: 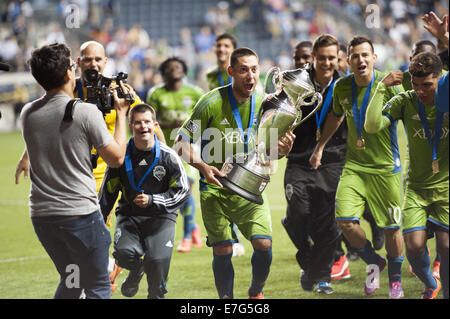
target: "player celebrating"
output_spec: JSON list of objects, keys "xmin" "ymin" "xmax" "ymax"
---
[
  {"xmin": 206, "ymin": 33, "xmax": 237, "ymax": 90},
  {"xmin": 174, "ymin": 47, "xmax": 294, "ymax": 299},
  {"xmin": 310, "ymin": 36, "xmax": 405, "ymax": 298},
  {"xmin": 365, "ymin": 52, "xmax": 448, "ymax": 299},
  {"xmin": 147, "ymin": 57, "xmax": 205, "ymax": 253}
]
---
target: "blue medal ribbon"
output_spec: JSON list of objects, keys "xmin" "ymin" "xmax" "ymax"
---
[
  {"xmin": 125, "ymin": 135, "xmax": 160, "ymax": 192},
  {"xmin": 228, "ymin": 85, "xmax": 255, "ymax": 153},
  {"xmin": 315, "ymin": 79, "xmax": 337, "ymax": 131},
  {"xmin": 217, "ymin": 69, "xmax": 231, "ymax": 87},
  {"xmin": 417, "ymin": 100, "xmax": 443, "ymax": 163},
  {"xmin": 351, "ymin": 73, "xmax": 375, "ymax": 139}
]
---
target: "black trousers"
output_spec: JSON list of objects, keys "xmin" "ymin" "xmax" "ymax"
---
[
  {"xmin": 113, "ymin": 215, "xmax": 175, "ymax": 298},
  {"xmin": 282, "ymin": 162, "xmax": 342, "ymax": 283}
]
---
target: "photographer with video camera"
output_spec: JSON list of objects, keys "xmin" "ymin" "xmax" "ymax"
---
[{"xmin": 16, "ymin": 42, "xmax": 131, "ymax": 298}]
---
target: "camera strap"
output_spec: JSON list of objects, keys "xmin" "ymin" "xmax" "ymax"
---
[{"xmin": 63, "ymin": 98, "xmax": 82, "ymax": 122}]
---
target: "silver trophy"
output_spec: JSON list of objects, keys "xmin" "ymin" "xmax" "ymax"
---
[{"xmin": 216, "ymin": 66, "xmax": 323, "ymax": 204}]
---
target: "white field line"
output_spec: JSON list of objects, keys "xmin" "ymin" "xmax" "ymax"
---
[{"xmin": 0, "ymin": 255, "xmax": 48, "ymax": 264}]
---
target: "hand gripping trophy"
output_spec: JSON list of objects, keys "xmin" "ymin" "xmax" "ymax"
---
[{"xmin": 216, "ymin": 66, "xmax": 323, "ymax": 204}]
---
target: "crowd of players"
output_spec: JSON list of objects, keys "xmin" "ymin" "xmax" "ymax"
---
[{"xmin": 7, "ymin": 1, "xmax": 449, "ymax": 300}]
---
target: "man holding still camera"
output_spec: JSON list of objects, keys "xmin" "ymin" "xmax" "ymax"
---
[{"xmin": 18, "ymin": 43, "xmax": 131, "ymax": 298}]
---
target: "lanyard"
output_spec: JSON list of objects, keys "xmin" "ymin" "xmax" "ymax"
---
[
  {"xmin": 315, "ymin": 79, "xmax": 337, "ymax": 130},
  {"xmin": 351, "ymin": 74, "xmax": 375, "ymax": 138},
  {"xmin": 217, "ymin": 69, "xmax": 231, "ymax": 87},
  {"xmin": 417, "ymin": 101, "xmax": 443, "ymax": 162},
  {"xmin": 228, "ymin": 85, "xmax": 255, "ymax": 153},
  {"xmin": 125, "ymin": 135, "xmax": 160, "ymax": 192},
  {"xmin": 75, "ymin": 79, "xmax": 84, "ymax": 100}
]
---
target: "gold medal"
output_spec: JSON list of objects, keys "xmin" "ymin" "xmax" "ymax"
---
[
  {"xmin": 316, "ymin": 129, "xmax": 321, "ymax": 141},
  {"xmin": 432, "ymin": 159, "xmax": 439, "ymax": 174},
  {"xmin": 356, "ymin": 137, "xmax": 365, "ymax": 150}
]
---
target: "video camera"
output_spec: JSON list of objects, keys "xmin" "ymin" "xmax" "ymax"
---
[{"xmin": 83, "ymin": 69, "xmax": 135, "ymax": 115}]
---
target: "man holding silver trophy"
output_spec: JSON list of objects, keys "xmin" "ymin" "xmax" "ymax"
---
[{"xmin": 174, "ymin": 47, "xmax": 296, "ymax": 299}]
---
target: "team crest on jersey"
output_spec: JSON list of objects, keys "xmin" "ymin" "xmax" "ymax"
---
[
  {"xmin": 341, "ymin": 97, "xmax": 350, "ymax": 106},
  {"xmin": 186, "ymin": 120, "xmax": 199, "ymax": 133},
  {"xmin": 153, "ymin": 165, "xmax": 166, "ymax": 181},
  {"xmin": 114, "ymin": 228, "xmax": 121, "ymax": 245}
]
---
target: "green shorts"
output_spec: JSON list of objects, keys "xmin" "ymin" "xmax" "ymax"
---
[
  {"xmin": 336, "ymin": 168, "xmax": 402, "ymax": 230},
  {"xmin": 200, "ymin": 187, "xmax": 272, "ymax": 246},
  {"xmin": 402, "ymin": 185, "xmax": 449, "ymax": 234}
]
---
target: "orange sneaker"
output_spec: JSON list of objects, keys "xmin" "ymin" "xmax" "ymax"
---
[
  {"xmin": 421, "ymin": 277, "xmax": 441, "ymax": 299},
  {"xmin": 248, "ymin": 292, "xmax": 264, "ymax": 299},
  {"xmin": 177, "ymin": 238, "xmax": 192, "ymax": 253},
  {"xmin": 331, "ymin": 255, "xmax": 349, "ymax": 280},
  {"xmin": 432, "ymin": 260, "xmax": 440, "ymax": 279},
  {"xmin": 109, "ymin": 263, "xmax": 122, "ymax": 293},
  {"xmin": 191, "ymin": 225, "xmax": 203, "ymax": 248}
]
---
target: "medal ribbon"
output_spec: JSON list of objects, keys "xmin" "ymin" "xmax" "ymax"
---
[
  {"xmin": 417, "ymin": 100, "xmax": 443, "ymax": 163},
  {"xmin": 315, "ymin": 79, "xmax": 337, "ymax": 131},
  {"xmin": 228, "ymin": 85, "xmax": 255, "ymax": 153},
  {"xmin": 351, "ymin": 73, "xmax": 375, "ymax": 140},
  {"xmin": 125, "ymin": 135, "xmax": 160, "ymax": 192},
  {"xmin": 217, "ymin": 69, "xmax": 232, "ymax": 87}
]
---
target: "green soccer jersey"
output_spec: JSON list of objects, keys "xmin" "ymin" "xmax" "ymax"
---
[
  {"xmin": 381, "ymin": 90, "xmax": 449, "ymax": 189},
  {"xmin": 206, "ymin": 67, "xmax": 231, "ymax": 91},
  {"xmin": 332, "ymin": 70, "xmax": 404, "ymax": 175},
  {"xmin": 147, "ymin": 83, "xmax": 205, "ymax": 147},
  {"xmin": 178, "ymin": 84, "xmax": 265, "ymax": 174}
]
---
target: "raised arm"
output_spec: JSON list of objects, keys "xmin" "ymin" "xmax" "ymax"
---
[{"xmin": 365, "ymin": 71, "xmax": 403, "ymax": 134}]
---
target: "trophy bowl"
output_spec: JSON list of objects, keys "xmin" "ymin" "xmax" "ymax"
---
[{"xmin": 216, "ymin": 67, "xmax": 322, "ymax": 205}]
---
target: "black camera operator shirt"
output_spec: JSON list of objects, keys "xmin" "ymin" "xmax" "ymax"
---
[{"xmin": 287, "ymin": 66, "xmax": 347, "ymax": 167}]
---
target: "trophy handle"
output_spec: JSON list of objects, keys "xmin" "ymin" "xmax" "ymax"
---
[
  {"xmin": 293, "ymin": 92, "xmax": 323, "ymax": 128},
  {"xmin": 264, "ymin": 66, "xmax": 281, "ymax": 94}
]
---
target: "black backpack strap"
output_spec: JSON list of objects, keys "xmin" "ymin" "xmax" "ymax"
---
[{"xmin": 63, "ymin": 98, "xmax": 81, "ymax": 122}]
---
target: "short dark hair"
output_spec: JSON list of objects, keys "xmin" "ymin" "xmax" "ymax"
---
[
  {"xmin": 295, "ymin": 41, "xmax": 313, "ymax": 50},
  {"xmin": 312, "ymin": 34, "xmax": 339, "ymax": 54},
  {"xmin": 216, "ymin": 33, "xmax": 237, "ymax": 49},
  {"xmin": 412, "ymin": 40, "xmax": 436, "ymax": 57},
  {"xmin": 230, "ymin": 47, "xmax": 258, "ymax": 67},
  {"xmin": 347, "ymin": 36, "xmax": 374, "ymax": 55},
  {"xmin": 159, "ymin": 57, "xmax": 188, "ymax": 75},
  {"xmin": 339, "ymin": 44, "xmax": 347, "ymax": 53},
  {"xmin": 409, "ymin": 52, "xmax": 443, "ymax": 78},
  {"xmin": 28, "ymin": 43, "xmax": 72, "ymax": 91},
  {"xmin": 129, "ymin": 103, "xmax": 157, "ymax": 123}
]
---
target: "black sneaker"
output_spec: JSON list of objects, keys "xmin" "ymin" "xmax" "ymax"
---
[
  {"xmin": 121, "ymin": 265, "xmax": 145, "ymax": 298},
  {"xmin": 346, "ymin": 250, "xmax": 360, "ymax": 262},
  {"xmin": 315, "ymin": 281, "xmax": 334, "ymax": 294},
  {"xmin": 300, "ymin": 270, "xmax": 314, "ymax": 291}
]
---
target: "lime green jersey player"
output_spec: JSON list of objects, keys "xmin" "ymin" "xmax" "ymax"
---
[
  {"xmin": 366, "ymin": 51, "xmax": 448, "ymax": 299},
  {"xmin": 147, "ymin": 82, "xmax": 204, "ymax": 147}
]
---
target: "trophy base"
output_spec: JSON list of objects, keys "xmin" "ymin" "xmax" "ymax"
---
[{"xmin": 216, "ymin": 176, "xmax": 264, "ymax": 205}]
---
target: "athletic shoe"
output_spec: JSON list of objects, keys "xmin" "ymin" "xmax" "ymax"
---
[
  {"xmin": 232, "ymin": 242, "xmax": 246, "ymax": 257},
  {"xmin": 121, "ymin": 265, "xmax": 145, "ymax": 298},
  {"xmin": 346, "ymin": 250, "xmax": 360, "ymax": 262},
  {"xmin": 388, "ymin": 281, "xmax": 404, "ymax": 299},
  {"xmin": 331, "ymin": 255, "xmax": 349, "ymax": 280},
  {"xmin": 315, "ymin": 281, "xmax": 334, "ymax": 294},
  {"xmin": 177, "ymin": 238, "xmax": 192, "ymax": 253},
  {"xmin": 109, "ymin": 263, "xmax": 122, "ymax": 293},
  {"xmin": 421, "ymin": 277, "xmax": 441, "ymax": 299},
  {"xmin": 333, "ymin": 267, "xmax": 351, "ymax": 281},
  {"xmin": 191, "ymin": 225, "xmax": 203, "ymax": 248},
  {"xmin": 248, "ymin": 292, "xmax": 264, "ymax": 299},
  {"xmin": 300, "ymin": 271, "xmax": 314, "ymax": 291},
  {"xmin": 432, "ymin": 260, "xmax": 440, "ymax": 279},
  {"xmin": 364, "ymin": 255, "xmax": 386, "ymax": 296}
]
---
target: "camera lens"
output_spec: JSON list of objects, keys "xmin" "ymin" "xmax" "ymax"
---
[{"xmin": 83, "ymin": 69, "xmax": 100, "ymax": 84}]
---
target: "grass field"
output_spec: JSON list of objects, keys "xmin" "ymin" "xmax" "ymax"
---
[{"xmin": 0, "ymin": 130, "xmax": 439, "ymax": 299}]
